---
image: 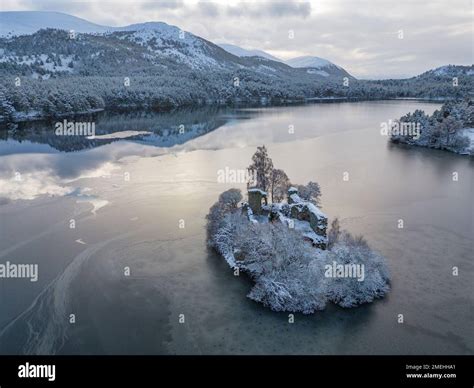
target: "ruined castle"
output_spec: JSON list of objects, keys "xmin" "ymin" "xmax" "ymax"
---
[{"xmin": 244, "ymin": 187, "xmax": 328, "ymax": 250}]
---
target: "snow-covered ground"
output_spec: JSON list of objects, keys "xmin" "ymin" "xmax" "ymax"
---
[{"xmin": 87, "ymin": 131, "xmax": 152, "ymax": 140}]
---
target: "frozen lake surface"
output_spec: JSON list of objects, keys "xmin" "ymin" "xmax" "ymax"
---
[{"xmin": 0, "ymin": 100, "xmax": 472, "ymax": 354}]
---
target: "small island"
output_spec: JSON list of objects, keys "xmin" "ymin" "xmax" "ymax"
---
[{"xmin": 207, "ymin": 146, "xmax": 390, "ymax": 314}]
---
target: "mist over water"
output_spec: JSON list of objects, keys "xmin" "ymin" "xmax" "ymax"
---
[{"xmin": 0, "ymin": 101, "xmax": 472, "ymax": 355}]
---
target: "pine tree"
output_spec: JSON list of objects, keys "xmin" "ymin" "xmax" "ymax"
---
[{"xmin": 0, "ymin": 91, "xmax": 16, "ymax": 121}]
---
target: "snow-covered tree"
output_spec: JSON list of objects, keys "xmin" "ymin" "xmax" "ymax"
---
[
  {"xmin": 324, "ymin": 232, "xmax": 390, "ymax": 308},
  {"xmin": 435, "ymin": 116, "xmax": 462, "ymax": 148},
  {"xmin": 218, "ymin": 188, "xmax": 242, "ymax": 209},
  {"xmin": 230, "ymin": 218, "xmax": 328, "ymax": 313},
  {"xmin": 206, "ymin": 188, "xmax": 243, "ymax": 243},
  {"xmin": 0, "ymin": 90, "xmax": 16, "ymax": 121}
]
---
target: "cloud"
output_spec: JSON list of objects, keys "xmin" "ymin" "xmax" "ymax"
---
[
  {"xmin": 227, "ymin": 1, "xmax": 311, "ymax": 18},
  {"xmin": 140, "ymin": 0, "xmax": 184, "ymax": 11},
  {"xmin": 10, "ymin": 0, "xmax": 93, "ymax": 14},
  {"xmin": 197, "ymin": 1, "xmax": 220, "ymax": 17},
  {"xmin": 265, "ymin": 1, "xmax": 311, "ymax": 18}
]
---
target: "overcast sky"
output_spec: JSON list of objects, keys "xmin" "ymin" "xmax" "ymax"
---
[{"xmin": 1, "ymin": 0, "xmax": 473, "ymax": 78}]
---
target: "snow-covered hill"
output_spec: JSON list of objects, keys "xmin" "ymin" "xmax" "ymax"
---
[
  {"xmin": 218, "ymin": 43, "xmax": 281, "ymax": 62},
  {"xmin": 219, "ymin": 43, "xmax": 353, "ymax": 78},
  {"xmin": 286, "ymin": 56, "xmax": 333, "ymax": 69},
  {"xmin": 0, "ymin": 12, "xmax": 295, "ymax": 75},
  {"xmin": 0, "ymin": 11, "xmax": 111, "ymax": 36},
  {"xmin": 285, "ymin": 56, "xmax": 353, "ymax": 78},
  {"xmin": 112, "ymin": 27, "xmax": 224, "ymax": 70},
  {"xmin": 417, "ymin": 64, "xmax": 474, "ymax": 78},
  {"xmin": 0, "ymin": 12, "xmax": 353, "ymax": 78}
]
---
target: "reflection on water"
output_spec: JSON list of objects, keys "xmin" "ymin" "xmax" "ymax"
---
[
  {"xmin": 0, "ymin": 107, "xmax": 249, "ymax": 152},
  {"xmin": 0, "ymin": 101, "xmax": 472, "ymax": 355}
]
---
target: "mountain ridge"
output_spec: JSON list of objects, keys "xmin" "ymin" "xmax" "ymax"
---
[
  {"xmin": 217, "ymin": 43, "xmax": 282, "ymax": 62},
  {"xmin": 1, "ymin": 11, "xmax": 353, "ymax": 78},
  {"xmin": 218, "ymin": 44, "xmax": 353, "ymax": 78}
]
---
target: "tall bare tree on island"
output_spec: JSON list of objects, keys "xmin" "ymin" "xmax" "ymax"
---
[{"xmin": 247, "ymin": 145, "xmax": 274, "ymax": 204}]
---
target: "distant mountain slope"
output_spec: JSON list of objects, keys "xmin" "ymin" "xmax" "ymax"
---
[
  {"xmin": 218, "ymin": 43, "xmax": 281, "ymax": 62},
  {"xmin": 366, "ymin": 64, "xmax": 474, "ymax": 99},
  {"xmin": 416, "ymin": 65, "xmax": 474, "ymax": 78},
  {"xmin": 219, "ymin": 42, "xmax": 353, "ymax": 79},
  {"xmin": 0, "ymin": 28, "xmax": 312, "ymax": 80},
  {"xmin": 0, "ymin": 11, "xmax": 111, "ymax": 36},
  {"xmin": 286, "ymin": 56, "xmax": 333, "ymax": 68},
  {"xmin": 0, "ymin": 12, "xmax": 320, "ymax": 77},
  {"xmin": 286, "ymin": 56, "xmax": 353, "ymax": 79}
]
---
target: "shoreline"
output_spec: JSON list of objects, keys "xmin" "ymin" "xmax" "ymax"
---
[
  {"xmin": 1, "ymin": 97, "xmax": 449, "ymax": 126},
  {"xmin": 390, "ymin": 137, "xmax": 474, "ymax": 156}
]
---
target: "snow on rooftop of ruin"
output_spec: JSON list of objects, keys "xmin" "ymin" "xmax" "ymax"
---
[
  {"xmin": 244, "ymin": 187, "xmax": 327, "ymax": 248},
  {"xmin": 289, "ymin": 193, "xmax": 327, "ymax": 219},
  {"xmin": 305, "ymin": 202, "xmax": 327, "ymax": 219},
  {"xmin": 248, "ymin": 188, "xmax": 267, "ymax": 195},
  {"xmin": 289, "ymin": 193, "xmax": 301, "ymax": 203}
]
